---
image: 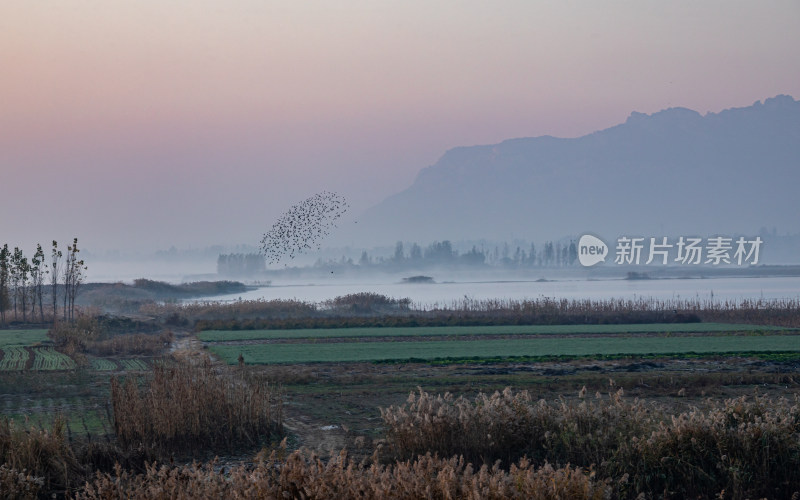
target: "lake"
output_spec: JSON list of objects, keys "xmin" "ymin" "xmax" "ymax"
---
[{"xmin": 191, "ymin": 275, "xmax": 800, "ymax": 308}]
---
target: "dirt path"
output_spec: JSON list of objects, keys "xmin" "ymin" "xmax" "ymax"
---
[{"xmin": 282, "ymin": 414, "xmax": 348, "ymax": 455}]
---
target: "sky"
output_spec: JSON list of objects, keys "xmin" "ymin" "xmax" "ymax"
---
[{"xmin": 1, "ymin": 1, "xmax": 799, "ymax": 255}]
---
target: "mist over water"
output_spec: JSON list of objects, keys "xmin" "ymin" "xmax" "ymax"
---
[{"xmin": 191, "ymin": 276, "xmax": 800, "ymax": 309}]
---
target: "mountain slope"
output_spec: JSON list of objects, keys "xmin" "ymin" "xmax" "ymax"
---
[{"xmin": 357, "ymin": 95, "xmax": 800, "ymax": 244}]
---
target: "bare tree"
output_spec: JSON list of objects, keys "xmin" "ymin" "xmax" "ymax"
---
[
  {"xmin": 14, "ymin": 249, "xmax": 30, "ymax": 323},
  {"xmin": 30, "ymin": 244, "xmax": 47, "ymax": 322},
  {"xmin": 63, "ymin": 243, "xmax": 72, "ymax": 321},
  {"xmin": 10, "ymin": 247, "xmax": 22, "ymax": 321},
  {"xmin": 0, "ymin": 244, "xmax": 9, "ymax": 325},
  {"xmin": 64, "ymin": 238, "xmax": 86, "ymax": 321},
  {"xmin": 51, "ymin": 241, "xmax": 62, "ymax": 323}
]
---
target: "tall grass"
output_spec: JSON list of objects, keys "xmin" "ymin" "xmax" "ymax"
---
[
  {"xmin": 381, "ymin": 388, "xmax": 800, "ymax": 499},
  {"xmin": 77, "ymin": 447, "xmax": 610, "ymax": 500},
  {"xmin": 111, "ymin": 356, "xmax": 283, "ymax": 456},
  {"xmin": 85, "ymin": 331, "xmax": 173, "ymax": 356},
  {"xmin": 0, "ymin": 465, "xmax": 43, "ymax": 500},
  {"xmin": 49, "ymin": 313, "xmax": 174, "ymax": 363},
  {"xmin": 381, "ymin": 387, "xmax": 652, "ymax": 468},
  {"xmin": 435, "ymin": 296, "xmax": 800, "ymax": 328},
  {"xmin": 140, "ymin": 298, "xmax": 317, "ymax": 325},
  {"xmin": 323, "ymin": 292, "xmax": 412, "ymax": 313},
  {"xmin": 168, "ymin": 295, "xmax": 800, "ymax": 331},
  {"xmin": 615, "ymin": 394, "xmax": 800, "ymax": 498},
  {"xmin": 0, "ymin": 416, "xmax": 83, "ymax": 496}
]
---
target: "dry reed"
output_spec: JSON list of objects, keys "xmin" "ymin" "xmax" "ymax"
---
[
  {"xmin": 381, "ymin": 387, "xmax": 652, "ymax": 468},
  {"xmin": 382, "ymin": 388, "xmax": 800, "ymax": 499},
  {"xmin": 173, "ymin": 295, "xmax": 800, "ymax": 331},
  {"xmin": 76, "ymin": 446, "xmax": 610, "ymax": 500},
  {"xmin": 111, "ymin": 356, "xmax": 283, "ymax": 457},
  {"xmin": 85, "ymin": 331, "xmax": 173, "ymax": 356},
  {"xmin": 0, "ymin": 465, "xmax": 43, "ymax": 500},
  {"xmin": 0, "ymin": 416, "xmax": 83, "ymax": 496}
]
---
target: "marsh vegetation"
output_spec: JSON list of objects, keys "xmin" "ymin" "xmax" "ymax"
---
[{"xmin": 0, "ymin": 292, "xmax": 798, "ymax": 498}]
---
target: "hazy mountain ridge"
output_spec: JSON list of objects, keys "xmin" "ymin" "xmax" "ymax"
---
[{"xmin": 357, "ymin": 95, "xmax": 800, "ymax": 244}]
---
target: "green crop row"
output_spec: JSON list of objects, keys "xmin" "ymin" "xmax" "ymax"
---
[
  {"xmin": 199, "ymin": 322, "xmax": 791, "ymax": 343},
  {"xmin": 90, "ymin": 358, "xmax": 118, "ymax": 371},
  {"xmin": 208, "ymin": 334, "xmax": 800, "ymax": 365},
  {"xmin": 0, "ymin": 347, "xmax": 30, "ymax": 370},
  {"xmin": 31, "ymin": 347, "xmax": 77, "ymax": 370},
  {"xmin": 119, "ymin": 359, "xmax": 149, "ymax": 371}
]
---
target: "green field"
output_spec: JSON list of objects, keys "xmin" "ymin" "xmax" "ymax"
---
[
  {"xmin": 90, "ymin": 358, "xmax": 118, "ymax": 371},
  {"xmin": 208, "ymin": 334, "xmax": 800, "ymax": 364},
  {"xmin": 0, "ymin": 347, "xmax": 30, "ymax": 370},
  {"xmin": 0, "ymin": 346, "xmax": 77, "ymax": 371},
  {"xmin": 31, "ymin": 347, "xmax": 77, "ymax": 370},
  {"xmin": 199, "ymin": 323, "xmax": 792, "ymax": 342},
  {"xmin": 119, "ymin": 359, "xmax": 149, "ymax": 371},
  {"xmin": 0, "ymin": 330, "xmax": 73, "ymax": 371},
  {"xmin": 0, "ymin": 329, "xmax": 49, "ymax": 347}
]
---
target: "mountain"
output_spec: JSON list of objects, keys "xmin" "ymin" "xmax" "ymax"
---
[{"xmin": 356, "ymin": 95, "xmax": 800, "ymax": 244}]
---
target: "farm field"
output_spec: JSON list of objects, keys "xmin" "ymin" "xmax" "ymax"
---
[
  {"xmin": 0, "ymin": 329, "xmax": 49, "ymax": 347},
  {"xmin": 0, "ymin": 329, "xmax": 81, "ymax": 371},
  {"xmin": 0, "ymin": 328, "xmax": 153, "ymax": 373},
  {"xmin": 199, "ymin": 322, "xmax": 793, "ymax": 342},
  {"xmin": 31, "ymin": 347, "xmax": 76, "ymax": 370},
  {"xmin": 2, "ymin": 296, "xmax": 800, "ymax": 498},
  {"xmin": 0, "ymin": 347, "xmax": 29, "ymax": 370},
  {"xmin": 0, "ymin": 325, "xmax": 160, "ymax": 439},
  {"xmin": 207, "ymin": 331, "xmax": 800, "ymax": 364}
]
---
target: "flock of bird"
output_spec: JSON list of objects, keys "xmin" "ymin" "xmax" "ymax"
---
[{"xmin": 260, "ymin": 191, "xmax": 349, "ymax": 264}]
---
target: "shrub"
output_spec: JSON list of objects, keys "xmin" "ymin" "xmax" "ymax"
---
[
  {"xmin": 48, "ymin": 314, "xmax": 102, "ymax": 354},
  {"xmin": 323, "ymin": 292, "xmax": 412, "ymax": 313}
]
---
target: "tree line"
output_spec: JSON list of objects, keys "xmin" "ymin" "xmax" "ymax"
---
[
  {"xmin": 217, "ymin": 253, "xmax": 266, "ymax": 277},
  {"xmin": 0, "ymin": 238, "xmax": 86, "ymax": 325},
  {"xmin": 315, "ymin": 240, "xmax": 580, "ymax": 270}
]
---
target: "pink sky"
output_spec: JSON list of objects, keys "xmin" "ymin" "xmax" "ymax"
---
[{"xmin": 1, "ymin": 1, "xmax": 799, "ymax": 253}]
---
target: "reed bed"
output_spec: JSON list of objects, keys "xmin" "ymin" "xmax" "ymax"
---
[
  {"xmin": 323, "ymin": 292, "xmax": 412, "ymax": 312},
  {"xmin": 85, "ymin": 331, "xmax": 173, "ymax": 356},
  {"xmin": 0, "ymin": 465, "xmax": 43, "ymax": 500},
  {"xmin": 382, "ymin": 388, "xmax": 800, "ymax": 499},
  {"xmin": 432, "ymin": 296, "xmax": 800, "ymax": 327},
  {"xmin": 0, "ymin": 416, "xmax": 83, "ymax": 496},
  {"xmin": 615, "ymin": 394, "xmax": 800, "ymax": 498},
  {"xmin": 77, "ymin": 447, "xmax": 609, "ymax": 500},
  {"xmin": 111, "ymin": 357, "xmax": 283, "ymax": 457},
  {"xmin": 171, "ymin": 295, "xmax": 800, "ymax": 331},
  {"xmin": 381, "ymin": 387, "xmax": 652, "ymax": 468}
]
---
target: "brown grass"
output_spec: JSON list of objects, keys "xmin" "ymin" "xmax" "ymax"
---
[
  {"xmin": 0, "ymin": 416, "xmax": 83, "ymax": 496},
  {"xmin": 85, "ymin": 331, "xmax": 173, "ymax": 356},
  {"xmin": 172, "ymin": 295, "xmax": 800, "ymax": 331},
  {"xmin": 49, "ymin": 313, "xmax": 102, "ymax": 355},
  {"xmin": 615, "ymin": 394, "xmax": 800, "ymax": 498},
  {"xmin": 49, "ymin": 312, "xmax": 174, "ymax": 359},
  {"xmin": 0, "ymin": 465, "xmax": 43, "ymax": 500},
  {"xmin": 111, "ymin": 356, "xmax": 283, "ymax": 457},
  {"xmin": 140, "ymin": 298, "xmax": 317, "ymax": 324},
  {"xmin": 76, "ymin": 446, "xmax": 610, "ymax": 500},
  {"xmin": 381, "ymin": 388, "xmax": 800, "ymax": 499},
  {"xmin": 381, "ymin": 387, "xmax": 652, "ymax": 468}
]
